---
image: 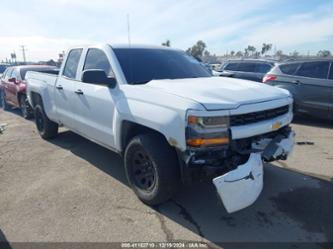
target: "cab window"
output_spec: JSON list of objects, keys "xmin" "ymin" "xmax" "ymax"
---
[
  {"xmin": 83, "ymin": 48, "xmax": 112, "ymax": 76},
  {"xmin": 63, "ymin": 49, "xmax": 83, "ymax": 79}
]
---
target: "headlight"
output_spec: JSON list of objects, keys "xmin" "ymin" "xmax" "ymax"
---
[{"xmin": 186, "ymin": 115, "xmax": 230, "ymax": 147}]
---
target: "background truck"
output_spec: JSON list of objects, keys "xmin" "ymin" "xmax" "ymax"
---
[{"xmin": 26, "ymin": 44, "xmax": 295, "ymax": 213}]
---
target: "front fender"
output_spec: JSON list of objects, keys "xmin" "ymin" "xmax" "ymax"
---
[{"xmin": 113, "ymin": 98, "xmax": 187, "ymax": 152}]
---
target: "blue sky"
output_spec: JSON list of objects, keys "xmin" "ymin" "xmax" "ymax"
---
[{"xmin": 1, "ymin": 0, "xmax": 333, "ymax": 61}]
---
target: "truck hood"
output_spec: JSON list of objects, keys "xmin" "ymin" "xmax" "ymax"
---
[{"xmin": 147, "ymin": 77, "xmax": 290, "ymax": 110}]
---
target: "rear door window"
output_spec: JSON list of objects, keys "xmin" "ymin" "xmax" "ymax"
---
[
  {"xmin": 296, "ymin": 61, "xmax": 329, "ymax": 79},
  {"xmin": 279, "ymin": 63, "xmax": 301, "ymax": 75},
  {"xmin": 237, "ymin": 63, "xmax": 256, "ymax": 72},
  {"xmin": 224, "ymin": 63, "xmax": 239, "ymax": 71},
  {"xmin": 255, "ymin": 63, "xmax": 272, "ymax": 73},
  {"xmin": 62, "ymin": 49, "xmax": 83, "ymax": 79},
  {"xmin": 329, "ymin": 63, "xmax": 333, "ymax": 80}
]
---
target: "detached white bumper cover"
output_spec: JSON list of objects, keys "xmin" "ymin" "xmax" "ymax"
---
[
  {"xmin": 213, "ymin": 129, "xmax": 295, "ymax": 213},
  {"xmin": 213, "ymin": 153, "xmax": 263, "ymax": 213}
]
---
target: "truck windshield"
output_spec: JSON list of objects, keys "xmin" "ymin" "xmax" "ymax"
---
[{"xmin": 113, "ymin": 48, "xmax": 212, "ymax": 84}]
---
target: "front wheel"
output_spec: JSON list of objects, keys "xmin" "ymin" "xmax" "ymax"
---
[
  {"xmin": 34, "ymin": 104, "xmax": 58, "ymax": 139},
  {"xmin": 124, "ymin": 133, "xmax": 180, "ymax": 205}
]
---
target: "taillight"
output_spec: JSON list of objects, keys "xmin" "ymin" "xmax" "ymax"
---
[{"xmin": 262, "ymin": 74, "xmax": 277, "ymax": 83}]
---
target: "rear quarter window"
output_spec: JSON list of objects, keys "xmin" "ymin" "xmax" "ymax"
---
[
  {"xmin": 296, "ymin": 61, "xmax": 329, "ymax": 79},
  {"xmin": 279, "ymin": 63, "xmax": 301, "ymax": 75}
]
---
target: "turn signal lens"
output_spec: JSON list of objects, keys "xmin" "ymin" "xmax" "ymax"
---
[{"xmin": 186, "ymin": 137, "xmax": 229, "ymax": 147}]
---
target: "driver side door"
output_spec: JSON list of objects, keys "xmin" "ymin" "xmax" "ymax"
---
[{"xmin": 72, "ymin": 47, "xmax": 117, "ymax": 149}]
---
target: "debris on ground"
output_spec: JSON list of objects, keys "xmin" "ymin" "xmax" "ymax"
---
[
  {"xmin": 296, "ymin": 141, "xmax": 315, "ymax": 145},
  {"xmin": 0, "ymin": 123, "xmax": 7, "ymax": 134}
]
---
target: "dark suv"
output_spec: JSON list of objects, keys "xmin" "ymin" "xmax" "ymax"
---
[
  {"xmin": 220, "ymin": 59, "xmax": 276, "ymax": 82},
  {"xmin": 263, "ymin": 59, "xmax": 333, "ymax": 120}
]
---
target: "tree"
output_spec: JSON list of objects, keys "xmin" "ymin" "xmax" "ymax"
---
[
  {"xmin": 317, "ymin": 50, "xmax": 331, "ymax": 57},
  {"xmin": 162, "ymin": 40, "xmax": 171, "ymax": 47},
  {"xmin": 244, "ymin": 48, "xmax": 249, "ymax": 57},
  {"xmin": 290, "ymin": 50, "xmax": 299, "ymax": 58},
  {"xmin": 235, "ymin": 51, "xmax": 243, "ymax": 57},
  {"xmin": 230, "ymin": 51, "xmax": 235, "ymax": 57},
  {"xmin": 187, "ymin": 40, "xmax": 207, "ymax": 58},
  {"xmin": 254, "ymin": 51, "xmax": 261, "ymax": 58},
  {"xmin": 261, "ymin": 43, "xmax": 272, "ymax": 55},
  {"xmin": 247, "ymin": 45, "xmax": 256, "ymax": 56}
]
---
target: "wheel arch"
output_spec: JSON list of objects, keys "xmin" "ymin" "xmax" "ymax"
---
[
  {"xmin": 119, "ymin": 120, "xmax": 171, "ymax": 154},
  {"xmin": 29, "ymin": 91, "xmax": 43, "ymax": 108}
]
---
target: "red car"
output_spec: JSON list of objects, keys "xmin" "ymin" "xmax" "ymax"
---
[{"xmin": 0, "ymin": 65, "xmax": 58, "ymax": 119}]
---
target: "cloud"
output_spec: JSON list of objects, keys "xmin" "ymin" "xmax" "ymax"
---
[
  {"xmin": 0, "ymin": 0, "xmax": 332, "ymax": 61},
  {"xmin": 222, "ymin": 2, "xmax": 333, "ymax": 53},
  {"xmin": 0, "ymin": 36, "xmax": 92, "ymax": 61}
]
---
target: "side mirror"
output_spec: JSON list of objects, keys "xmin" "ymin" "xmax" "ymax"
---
[
  {"xmin": 81, "ymin": 69, "xmax": 116, "ymax": 88},
  {"xmin": 8, "ymin": 77, "xmax": 17, "ymax": 83}
]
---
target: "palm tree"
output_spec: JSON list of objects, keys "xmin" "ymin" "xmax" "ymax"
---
[{"xmin": 261, "ymin": 43, "xmax": 272, "ymax": 55}]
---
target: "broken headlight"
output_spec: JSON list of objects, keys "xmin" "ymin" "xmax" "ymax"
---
[{"xmin": 186, "ymin": 115, "xmax": 230, "ymax": 147}]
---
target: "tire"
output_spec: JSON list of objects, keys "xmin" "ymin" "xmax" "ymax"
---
[
  {"xmin": 1, "ymin": 90, "xmax": 10, "ymax": 111},
  {"xmin": 19, "ymin": 94, "xmax": 33, "ymax": 119},
  {"xmin": 124, "ymin": 133, "xmax": 180, "ymax": 205},
  {"xmin": 34, "ymin": 104, "xmax": 58, "ymax": 139}
]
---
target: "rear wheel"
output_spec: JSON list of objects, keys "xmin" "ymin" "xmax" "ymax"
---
[
  {"xmin": 34, "ymin": 104, "xmax": 58, "ymax": 139},
  {"xmin": 19, "ymin": 95, "xmax": 33, "ymax": 119},
  {"xmin": 124, "ymin": 133, "xmax": 180, "ymax": 205},
  {"xmin": 0, "ymin": 90, "xmax": 10, "ymax": 111}
]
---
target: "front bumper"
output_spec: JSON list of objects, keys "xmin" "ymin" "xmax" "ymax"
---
[{"xmin": 212, "ymin": 129, "xmax": 295, "ymax": 213}]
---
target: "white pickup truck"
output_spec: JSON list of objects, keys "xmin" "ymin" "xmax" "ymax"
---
[{"xmin": 26, "ymin": 44, "xmax": 294, "ymax": 213}]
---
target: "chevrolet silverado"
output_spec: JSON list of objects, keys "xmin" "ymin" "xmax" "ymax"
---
[{"xmin": 26, "ymin": 44, "xmax": 295, "ymax": 213}]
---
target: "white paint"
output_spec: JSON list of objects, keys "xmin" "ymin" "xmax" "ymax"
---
[{"xmin": 213, "ymin": 153, "xmax": 264, "ymax": 213}]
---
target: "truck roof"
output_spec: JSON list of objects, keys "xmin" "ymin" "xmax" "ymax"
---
[{"xmin": 68, "ymin": 43, "xmax": 181, "ymax": 51}]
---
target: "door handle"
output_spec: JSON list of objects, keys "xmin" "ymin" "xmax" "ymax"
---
[
  {"xmin": 56, "ymin": 85, "xmax": 63, "ymax": 90},
  {"xmin": 292, "ymin": 80, "xmax": 301, "ymax": 85},
  {"xmin": 74, "ymin": 89, "xmax": 84, "ymax": 95}
]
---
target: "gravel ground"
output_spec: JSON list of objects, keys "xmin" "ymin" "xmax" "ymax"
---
[{"xmin": 0, "ymin": 109, "xmax": 332, "ymax": 248}]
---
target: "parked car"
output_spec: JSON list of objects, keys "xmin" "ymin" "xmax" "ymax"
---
[
  {"xmin": 220, "ymin": 59, "xmax": 277, "ymax": 82},
  {"xmin": 0, "ymin": 65, "xmax": 58, "ymax": 119},
  {"xmin": 263, "ymin": 59, "xmax": 333, "ymax": 120},
  {"xmin": 26, "ymin": 44, "xmax": 294, "ymax": 213}
]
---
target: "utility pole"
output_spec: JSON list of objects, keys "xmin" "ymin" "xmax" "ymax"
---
[{"xmin": 20, "ymin": 45, "xmax": 27, "ymax": 64}]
